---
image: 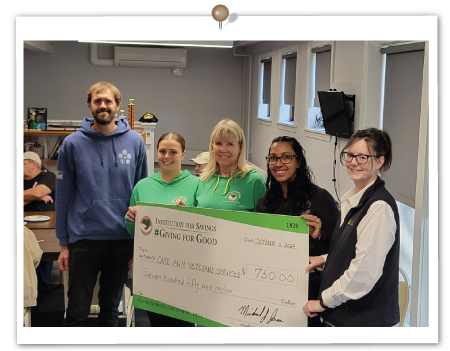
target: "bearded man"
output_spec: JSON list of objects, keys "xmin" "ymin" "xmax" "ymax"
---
[{"xmin": 55, "ymin": 82, "xmax": 148, "ymax": 326}]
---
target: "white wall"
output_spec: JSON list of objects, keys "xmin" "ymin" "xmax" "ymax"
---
[
  {"xmin": 24, "ymin": 41, "xmax": 374, "ymax": 197},
  {"xmin": 24, "ymin": 41, "xmax": 244, "ymax": 154},
  {"xmin": 242, "ymin": 41, "xmax": 377, "ymax": 201},
  {"xmin": 21, "ymin": 40, "xmax": 406, "ymax": 201}
]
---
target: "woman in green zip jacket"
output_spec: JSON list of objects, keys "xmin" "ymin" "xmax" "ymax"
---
[{"xmin": 126, "ymin": 132, "xmax": 199, "ymax": 327}]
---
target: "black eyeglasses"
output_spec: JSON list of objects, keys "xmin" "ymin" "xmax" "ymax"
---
[
  {"xmin": 342, "ymin": 152, "xmax": 378, "ymax": 164},
  {"xmin": 265, "ymin": 154, "xmax": 297, "ymax": 165}
]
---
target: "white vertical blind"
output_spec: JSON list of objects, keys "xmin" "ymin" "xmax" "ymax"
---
[{"xmin": 381, "ymin": 43, "xmax": 425, "ymax": 208}]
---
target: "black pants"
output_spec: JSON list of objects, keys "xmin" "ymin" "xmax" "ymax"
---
[
  {"xmin": 64, "ymin": 239, "xmax": 133, "ymax": 327},
  {"xmin": 308, "ymin": 270, "xmax": 324, "ymax": 327}
]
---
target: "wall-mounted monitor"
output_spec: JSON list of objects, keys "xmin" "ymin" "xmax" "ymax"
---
[{"xmin": 318, "ymin": 91, "xmax": 355, "ymax": 139}]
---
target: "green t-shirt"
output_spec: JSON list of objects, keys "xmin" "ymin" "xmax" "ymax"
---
[
  {"xmin": 126, "ymin": 170, "xmax": 199, "ymax": 235},
  {"xmin": 196, "ymin": 169, "xmax": 266, "ymax": 212}
]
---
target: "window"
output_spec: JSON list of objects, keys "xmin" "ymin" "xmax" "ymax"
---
[
  {"xmin": 257, "ymin": 53, "xmax": 273, "ymax": 120},
  {"xmin": 381, "ymin": 42, "xmax": 425, "ymax": 208},
  {"xmin": 278, "ymin": 51, "xmax": 297, "ymax": 124},
  {"xmin": 306, "ymin": 44, "xmax": 332, "ymax": 133}
]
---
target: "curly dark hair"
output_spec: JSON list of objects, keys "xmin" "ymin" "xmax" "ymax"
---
[{"xmin": 258, "ymin": 136, "xmax": 317, "ymax": 215}]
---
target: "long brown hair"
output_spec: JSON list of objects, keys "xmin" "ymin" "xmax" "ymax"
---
[{"xmin": 258, "ymin": 136, "xmax": 317, "ymax": 215}]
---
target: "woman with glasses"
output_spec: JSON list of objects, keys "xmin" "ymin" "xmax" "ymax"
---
[
  {"xmin": 256, "ymin": 136, "xmax": 339, "ymax": 327},
  {"xmin": 303, "ymin": 128, "xmax": 400, "ymax": 327}
]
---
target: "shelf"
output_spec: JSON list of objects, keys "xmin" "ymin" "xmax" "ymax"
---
[{"xmin": 24, "ymin": 130, "xmax": 75, "ymax": 135}]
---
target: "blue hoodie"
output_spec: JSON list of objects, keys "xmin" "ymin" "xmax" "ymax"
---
[{"xmin": 56, "ymin": 118, "xmax": 148, "ymax": 246}]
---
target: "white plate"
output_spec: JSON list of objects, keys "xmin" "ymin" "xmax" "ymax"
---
[{"xmin": 24, "ymin": 215, "xmax": 50, "ymax": 222}]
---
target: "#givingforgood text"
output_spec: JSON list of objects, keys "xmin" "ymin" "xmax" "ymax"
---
[{"xmin": 153, "ymin": 217, "xmax": 217, "ymax": 245}]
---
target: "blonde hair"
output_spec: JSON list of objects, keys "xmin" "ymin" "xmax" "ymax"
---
[{"xmin": 201, "ymin": 119, "xmax": 253, "ymax": 181}]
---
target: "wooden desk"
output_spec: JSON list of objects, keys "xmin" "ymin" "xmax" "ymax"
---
[
  {"xmin": 24, "ymin": 211, "xmax": 55, "ymax": 229},
  {"xmin": 24, "ymin": 212, "xmax": 59, "ymax": 261},
  {"xmin": 32, "ymin": 228, "xmax": 60, "ymax": 261}
]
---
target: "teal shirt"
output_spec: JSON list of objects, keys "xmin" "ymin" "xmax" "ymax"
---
[
  {"xmin": 196, "ymin": 169, "xmax": 266, "ymax": 212},
  {"xmin": 126, "ymin": 170, "xmax": 199, "ymax": 235}
]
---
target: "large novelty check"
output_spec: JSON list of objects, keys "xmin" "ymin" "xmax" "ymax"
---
[{"xmin": 132, "ymin": 202, "xmax": 309, "ymax": 327}]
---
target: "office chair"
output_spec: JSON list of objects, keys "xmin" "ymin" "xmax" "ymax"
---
[
  {"xmin": 398, "ymin": 267, "xmax": 411, "ymax": 327},
  {"xmin": 23, "ymin": 307, "xmax": 31, "ymax": 327}
]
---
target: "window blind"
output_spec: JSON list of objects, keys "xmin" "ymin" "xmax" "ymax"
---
[
  {"xmin": 313, "ymin": 47, "xmax": 331, "ymax": 107},
  {"xmin": 282, "ymin": 52, "xmax": 297, "ymax": 106},
  {"xmin": 261, "ymin": 58, "xmax": 272, "ymax": 105},
  {"xmin": 381, "ymin": 43, "xmax": 425, "ymax": 208}
]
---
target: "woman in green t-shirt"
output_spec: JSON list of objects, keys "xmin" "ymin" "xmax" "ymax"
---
[
  {"xmin": 194, "ymin": 119, "xmax": 266, "ymax": 211},
  {"xmin": 126, "ymin": 132, "xmax": 199, "ymax": 327},
  {"xmin": 176, "ymin": 119, "xmax": 266, "ymax": 328}
]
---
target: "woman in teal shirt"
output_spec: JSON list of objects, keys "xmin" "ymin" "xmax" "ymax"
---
[{"xmin": 126, "ymin": 132, "xmax": 198, "ymax": 327}]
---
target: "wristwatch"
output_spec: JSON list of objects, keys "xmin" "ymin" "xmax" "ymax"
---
[{"xmin": 319, "ymin": 297, "xmax": 329, "ymax": 310}]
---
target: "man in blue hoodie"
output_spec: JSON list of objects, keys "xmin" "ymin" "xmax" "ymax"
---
[{"xmin": 56, "ymin": 82, "xmax": 148, "ymax": 326}]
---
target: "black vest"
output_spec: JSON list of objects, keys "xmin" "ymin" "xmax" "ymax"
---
[{"xmin": 319, "ymin": 177, "xmax": 400, "ymax": 327}]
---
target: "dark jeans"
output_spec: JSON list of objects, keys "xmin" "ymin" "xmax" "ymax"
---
[
  {"xmin": 64, "ymin": 239, "xmax": 133, "ymax": 327},
  {"xmin": 36, "ymin": 260, "xmax": 53, "ymax": 289}
]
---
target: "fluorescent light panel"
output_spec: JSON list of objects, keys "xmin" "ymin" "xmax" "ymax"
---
[{"xmin": 78, "ymin": 40, "xmax": 233, "ymax": 48}]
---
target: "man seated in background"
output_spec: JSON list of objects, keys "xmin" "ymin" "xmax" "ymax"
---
[
  {"xmin": 24, "ymin": 151, "xmax": 55, "ymax": 290},
  {"xmin": 190, "ymin": 151, "xmax": 209, "ymax": 176},
  {"xmin": 24, "ymin": 151, "xmax": 55, "ymax": 211}
]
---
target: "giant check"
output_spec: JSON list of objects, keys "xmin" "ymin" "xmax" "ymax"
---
[{"xmin": 133, "ymin": 202, "xmax": 309, "ymax": 327}]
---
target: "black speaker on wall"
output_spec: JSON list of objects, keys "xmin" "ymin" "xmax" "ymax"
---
[{"xmin": 318, "ymin": 90, "xmax": 355, "ymax": 139}]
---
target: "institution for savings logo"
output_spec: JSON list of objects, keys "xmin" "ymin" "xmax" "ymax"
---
[{"xmin": 140, "ymin": 216, "xmax": 153, "ymax": 236}]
